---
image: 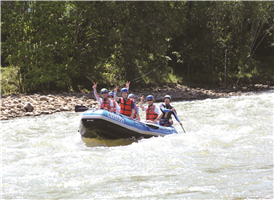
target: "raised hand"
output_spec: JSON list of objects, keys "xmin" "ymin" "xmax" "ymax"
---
[
  {"xmin": 126, "ymin": 81, "xmax": 130, "ymax": 90},
  {"xmin": 140, "ymin": 95, "xmax": 143, "ymax": 101},
  {"xmin": 92, "ymin": 83, "xmax": 97, "ymax": 89},
  {"xmin": 114, "ymin": 85, "xmax": 119, "ymax": 93}
]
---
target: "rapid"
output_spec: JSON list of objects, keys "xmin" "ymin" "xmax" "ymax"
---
[{"xmin": 1, "ymin": 92, "xmax": 273, "ymax": 199}]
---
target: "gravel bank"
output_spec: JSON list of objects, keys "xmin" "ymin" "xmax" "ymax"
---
[{"xmin": 1, "ymin": 84, "xmax": 271, "ymax": 120}]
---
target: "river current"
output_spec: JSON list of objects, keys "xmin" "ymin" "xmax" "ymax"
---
[{"xmin": 1, "ymin": 92, "xmax": 273, "ymax": 199}]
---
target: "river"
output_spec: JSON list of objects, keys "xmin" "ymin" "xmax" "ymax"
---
[{"xmin": 1, "ymin": 92, "xmax": 273, "ymax": 199}]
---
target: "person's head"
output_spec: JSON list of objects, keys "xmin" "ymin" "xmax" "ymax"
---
[
  {"xmin": 128, "ymin": 93, "xmax": 135, "ymax": 101},
  {"xmin": 146, "ymin": 95, "xmax": 154, "ymax": 105},
  {"xmin": 100, "ymin": 88, "xmax": 108, "ymax": 99},
  {"xmin": 108, "ymin": 91, "xmax": 114, "ymax": 100},
  {"xmin": 120, "ymin": 88, "xmax": 129, "ymax": 99},
  {"xmin": 164, "ymin": 95, "xmax": 171, "ymax": 104}
]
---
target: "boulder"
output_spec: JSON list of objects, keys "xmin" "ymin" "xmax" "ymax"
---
[{"xmin": 23, "ymin": 102, "xmax": 34, "ymax": 112}]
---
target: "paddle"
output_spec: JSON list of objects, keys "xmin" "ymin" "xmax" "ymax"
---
[
  {"xmin": 75, "ymin": 105, "xmax": 95, "ymax": 112},
  {"xmin": 174, "ymin": 112, "xmax": 186, "ymax": 133}
]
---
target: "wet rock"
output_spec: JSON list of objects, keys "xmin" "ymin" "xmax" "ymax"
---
[{"xmin": 24, "ymin": 102, "xmax": 34, "ymax": 112}]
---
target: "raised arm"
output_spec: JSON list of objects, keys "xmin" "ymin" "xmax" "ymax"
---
[
  {"xmin": 93, "ymin": 83, "xmax": 100, "ymax": 102},
  {"xmin": 140, "ymin": 95, "xmax": 145, "ymax": 111},
  {"xmin": 113, "ymin": 85, "xmax": 120, "ymax": 102},
  {"xmin": 126, "ymin": 81, "xmax": 130, "ymax": 90}
]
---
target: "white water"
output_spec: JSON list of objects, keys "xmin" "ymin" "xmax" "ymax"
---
[{"xmin": 1, "ymin": 92, "xmax": 273, "ymax": 199}]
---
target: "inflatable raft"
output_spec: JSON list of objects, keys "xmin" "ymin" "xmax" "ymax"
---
[{"xmin": 78, "ymin": 109, "xmax": 178, "ymax": 140}]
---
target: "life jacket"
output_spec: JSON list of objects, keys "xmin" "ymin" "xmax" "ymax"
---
[
  {"xmin": 113, "ymin": 101, "xmax": 117, "ymax": 112},
  {"xmin": 100, "ymin": 99, "xmax": 111, "ymax": 111},
  {"xmin": 160, "ymin": 103, "xmax": 173, "ymax": 119},
  {"xmin": 159, "ymin": 119, "xmax": 171, "ymax": 126},
  {"xmin": 133, "ymin": 105, "xmax": 138, "ymax": 119},
  {"xmin": 146, "ymin": 105, "xmax": 158, "ymax": 121},
  {"xmin": 120, "ymin": 98, "xmax": 133, "ymax": 117}
]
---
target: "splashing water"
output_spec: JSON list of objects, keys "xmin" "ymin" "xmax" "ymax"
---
[{"xmin": 1, "ymin": 92, "xmax": 273, "ymax": 199}]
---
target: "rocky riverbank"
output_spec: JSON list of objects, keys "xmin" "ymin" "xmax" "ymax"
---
[{"xmin": 1, "ymin": 84, "xmax": 271, "ymax": 120}]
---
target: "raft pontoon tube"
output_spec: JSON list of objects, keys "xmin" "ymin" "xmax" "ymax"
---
[{"xmin": 79, "ymin": 109, "xmax": 178, "ymax": 140}]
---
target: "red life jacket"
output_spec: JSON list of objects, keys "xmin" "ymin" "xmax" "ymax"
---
[
  {"xmin": 133, "ymin": 105, "xmax": 138, "ymax": 119},
  {"xmin": 100, "ymin": 99, "xmax": 111, "ymax": 111},
  {"xmin": 113, "ymin": 101, "xmax": 117, "ymax": 112},
  {"xmin": 120, "ymin": 98, "xmax": 133, "ymax": 117},
  {"xmin": 146, "ymin": 105, "xmax": 158, "ymax": 121}
]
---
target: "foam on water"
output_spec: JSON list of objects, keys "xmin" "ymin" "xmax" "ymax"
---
[{"xmin": 1, "ymin": 92, "xmax": 273, "ymax": 199}]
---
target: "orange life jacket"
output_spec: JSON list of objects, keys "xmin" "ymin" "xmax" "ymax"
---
[
  {"xmin": 120, "ymin": 98, "xmax": 133, "ymax": 117},
  {"xmin": 100, "ymin": 99, "xmax": 111, "ymax": 111},
  {"xmin": 146, "ymin": 105, "xmax": 158, "ymax": 121}
]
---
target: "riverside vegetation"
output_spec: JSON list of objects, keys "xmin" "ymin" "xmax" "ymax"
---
[
  {"xmin": 1, "ymin": 1, "xmax": 273, "ymax": 94},
  {"xmin": 1, "ymin": 2, "xmax": 273, "ymax": 120}
]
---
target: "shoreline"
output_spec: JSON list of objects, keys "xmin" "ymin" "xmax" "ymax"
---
[{"xmin": 1, "ymin": 84, "xmax": 272, "ymax": 120}]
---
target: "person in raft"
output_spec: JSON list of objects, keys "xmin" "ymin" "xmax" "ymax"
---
[
  {"xmin": 93, "ymin": 83, "xmax": 114, "ymax": 112},
  {"xmin": 125, "ymin": 81, "xmax": 141, "ymax": 121},
  {"xmin": 140, "ymin": 95, "xmax": 161, "ymax": 124},
  {"xmin": 114, "ymin": 86, "xmax": 135, "ymax": 119},
  {"xmin": 128, "ymin": 93, "xmax": 141, "ymax": 121},
  {"xmin": 108, "ymin": 91, "xmax": 120, "ymax": 113},
  {"xmin": 156, "ymin": 95, "xmax": 183, "ymax": 127}
]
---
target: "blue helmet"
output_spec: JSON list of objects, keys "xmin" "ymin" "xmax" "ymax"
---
[
  {"xmin": 128, "ymin": 93, "xmax": 135, "ymax": 98},
  {"xmin": 146, "ymin": 95, "xmax": 154, "ymax": 101},
  {"xmin": 108, "ymin": 92, "xmax": 114, "ymax": 97},
  {"xmin": 121, "ymin": 88, "xmax": 129, "ymax": 93},
  {"xmin": 164, "ymin": 95, "xmax": 171, "ymax": 101},
  {"xmin": 100, "ymin": 88, "xmax": 108, "ymax": 94}
]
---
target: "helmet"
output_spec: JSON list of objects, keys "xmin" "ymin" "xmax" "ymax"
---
[
  {"xmin": 128, "ymin": 93, "xmax": 135, "ymax": 98},
  {"xmin": 108, "ymin": 92, "xmax": 114, "ymax": 97},
  {"xmin": 164, "ymin": 95, "xmax": 171, "ymax": 101},
  {"xmin": 121, "ymin": 88, "xmax": 129, "ymax": 93},
  {"xmin": 146, "ymin": 95, "xmax": 154, "ymax": 101},
  {"xmin": 100, "ymin": 88, "xmax": 108, "ymax": 94}
]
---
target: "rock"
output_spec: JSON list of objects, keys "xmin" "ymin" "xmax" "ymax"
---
[
  {"xmin": 61, "ymin": 106, "xmax": 70, "ymax": 111},
  {"xmin": 81, "ymin": 96, "xmax": 89, "ymax": 100},
  {"xmin": 48, "ymin": 105, "xmax": 55, "ymax": 110},
  {"xmin": 77, "ymin": 100, "xmax": 83, "ymax": 105},
  {"xmin": 23, "ymin": 102, "xmax": 34, "ymax": 112},
  {"xmin": 1, "ymin": 117, "xmax": 8, "ymax": 120},
  {"xmin": 13, "ymin": 100, "xmax": 19, "ymax": 104},
  {"xmin": 24, "ymin": 112, "xmax": 34, "ymax": 116},
  {"xmin": 10, "ymin": 109, "xmax": 17, "ymax": 113},
  {"xmin": 17, "ymin": 103, "xmax": 24, "ymax": 108},
  {"xmin": 39, "ymin": 96, "xmax": 49, "ymax": 101}
]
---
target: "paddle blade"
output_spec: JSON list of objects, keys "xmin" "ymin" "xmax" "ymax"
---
[{"xmin": 75, "ymin": 105, "xmax": 89, "ymax": 112}]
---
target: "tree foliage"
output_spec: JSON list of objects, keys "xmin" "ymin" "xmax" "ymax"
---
[{"xmin": 1, "ymin": 1, "xmax": 273, "ymax": 93}]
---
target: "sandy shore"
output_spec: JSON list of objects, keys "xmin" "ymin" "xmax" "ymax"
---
[{"xmin": 1, "ymin": 84, "xmax": 271, "ymax": 120}]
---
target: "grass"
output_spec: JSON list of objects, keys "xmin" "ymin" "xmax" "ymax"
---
[{"xmin": 1, "ymin": 66, "xmax": 20, "ymax": 95}]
